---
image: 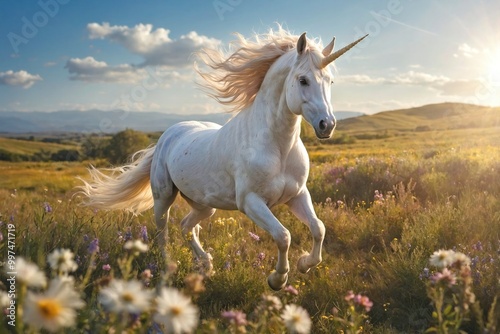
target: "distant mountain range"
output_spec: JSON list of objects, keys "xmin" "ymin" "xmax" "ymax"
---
[{"xmin": 0, "ymin": 110, "xmax": 364, "ymax": 134}]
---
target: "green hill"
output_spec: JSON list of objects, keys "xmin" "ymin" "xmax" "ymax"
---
[
  {"xmin": 336, "ymin": 102, "xmax": 500, "ymax": 134},
  {"xmin": 0, "ymin": 137, "xmax": 78, "ymax": 161}
]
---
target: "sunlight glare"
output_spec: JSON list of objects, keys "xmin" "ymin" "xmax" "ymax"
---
[{"xmin": 488, "ymin": 47, "xmax": 500, "ymax": 87}]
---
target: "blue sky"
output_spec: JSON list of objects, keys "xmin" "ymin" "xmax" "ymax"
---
[{"xmin": 1, "ymin": 0, "xmax": 499, "ymax": 114}]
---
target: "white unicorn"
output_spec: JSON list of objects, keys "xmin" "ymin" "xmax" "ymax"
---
[{"xmin": 79, "ymin": 27, "xmax": 367, "ymax": 290}]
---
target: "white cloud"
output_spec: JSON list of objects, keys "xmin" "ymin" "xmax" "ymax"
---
[
  {"xmin": 87, "ymin": 22, "xmax": 221, "ymax": 67},
  {"xmin": 65, "ymin": 56, "xmax": 146, "ymax": 83},
  {"xmin": 456, "ymin": 43, "xmax": 480, "ymax": 58},
  {"xmin": 44, "ymin": 61, "xmax": 57, "ymax": 67},
  {"xmin": 65, "ymin": 56, "xmax": 189, "ymax": 84},
  {"xmin": 0, "ymin": 70, "xmax": 42, "ymax": 88}
]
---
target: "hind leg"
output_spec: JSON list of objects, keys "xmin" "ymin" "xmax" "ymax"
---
[
  {"xmin": 153, "ymin": 191, "xmax": 177, "ymax": 254},
  {"xmin": 179, "ymin": 200, "xmax": 216, "ymax": 274}
]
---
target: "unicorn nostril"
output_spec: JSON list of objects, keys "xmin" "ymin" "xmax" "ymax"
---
[{"xmin": 319, "ymin": 120, "xmax": 327, "ymax": 131}]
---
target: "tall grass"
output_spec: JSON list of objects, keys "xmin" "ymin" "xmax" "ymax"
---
[{"xmin": 0, "ymin": 131, "xmax": 499, "ymax": 333}]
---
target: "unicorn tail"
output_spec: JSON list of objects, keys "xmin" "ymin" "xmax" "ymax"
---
[{"xmin": 77, "ymin": 146, "xmax": 156, "ymax": 215}]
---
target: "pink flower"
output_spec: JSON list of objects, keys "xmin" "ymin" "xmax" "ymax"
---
[
  {"xmin": 102, "ymin": 264, "xmax": 111, "ymax": 271},
  {"xmin": 221, "ymin": 310, "xmax": 247, "ymax": 326},
  {"xmin": 248, "ymin": 232, "xmax": 260, "ymax": 241},
  {"xmin": 284, "ymin": 285, "xmax": 299, "ymax": 296},
  {"xmin": 431, "ymin": 268, "xmax": 457, "ymax": 287}
]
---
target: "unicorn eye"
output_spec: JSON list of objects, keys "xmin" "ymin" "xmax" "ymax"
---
[{"xmin": 298, "ymin": 77, "xmax": 309, "ymax": 86}]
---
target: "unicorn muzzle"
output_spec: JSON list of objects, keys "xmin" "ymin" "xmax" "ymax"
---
[{"xmin": 315, "ymin": 116, "xmax": 336, "ymax": 139}]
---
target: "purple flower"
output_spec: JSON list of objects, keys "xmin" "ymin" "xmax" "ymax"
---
[
  {"xmin": 248, "ymin": 232, "xmax": 260, "ymax": 241},
  {"xmin": 419, "ymin": 267, "xmax": 430, "ymax": 280},
  {"xmin": 472, "ymin": 241, "xmax": 483, "ymax": 251},
  {"xmin": 124, "ymin": 227, "xmax": 133, "ymax": 242},
  {"xmin": 140, "ymin": 225, "xmax": 148, "ymax": 243},
  {"xmin": 88, "ymin": 238, "xmax": 100, "ymax": 254},
  {"xmin": 102, "ymin": 264, "xmax": 111, "ymax": 271},
  {"xmin": 43, "ymin": 202, "xmax": 52, "ymax": 213},
  {"xmin": 257, "ymin": 252, "xmax": 266, "ymax": 261},
  {"xmin": 221, "ymin": 310, "xmax": 248, "ymax": 326}
]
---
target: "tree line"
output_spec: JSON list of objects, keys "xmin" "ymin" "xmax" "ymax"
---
[{"xmin": 0, "ymin": 129, "xmax": 152, "ymax": 164}]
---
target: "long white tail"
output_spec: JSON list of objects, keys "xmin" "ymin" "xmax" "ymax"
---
[{"xmin": 77, "ymin": 146, "xmax": 156, "ymax": 215}]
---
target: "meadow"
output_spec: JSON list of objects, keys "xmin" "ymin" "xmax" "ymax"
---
[{"xmin": 1, "ymin": 106, "xmax": 499, "ymax": 333}]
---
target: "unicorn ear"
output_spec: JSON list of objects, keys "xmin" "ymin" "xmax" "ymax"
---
[
  {"xmin": 297, "ymin": 32, "xmax": 307, "ymax": 55},
  {"xmin": 322, "ymin": 37, "xmax": 336, "ymax": 56}
]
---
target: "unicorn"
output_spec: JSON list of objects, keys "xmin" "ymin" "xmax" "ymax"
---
[{"xmin": 79, "ymin": 27, "xmax": 367, "ymax": 290}]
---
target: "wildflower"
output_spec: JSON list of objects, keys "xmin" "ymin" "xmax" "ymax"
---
[
  {"xmin": 429, "ymin": 249, "xmax": 455, "ymax": 268},
  {"xmin": 154, "ymin": 287, "xmax": 199, "ymax": 334},
  {"xmin": 281, "ymin": 304, "xmax": 312, "ymax": 334},
  {"xmin": 431, "ymin": 268, "xmax": 457, "ymax": 287},
  {"xmin": 221, "ymin": 310, "xmax": 248, "ymax": 326},
  {"xmin": 140, "ymin": 225, "xmax": 149, "ymax": 242},
  {"xmin": 344, "ymin": 290, "xmax": 355, "ymax": 302},
  {"xmin": 88, "ymin": 238, "xmax": 99, "ymax": 254},
  {"xmin": 284, "ymin": 285, "xmax": 299, "ymax": 296},
  {"xmin": 43, "ymin": 202, "xmax": 52, "ymax": 213},
  {"xmin": 47, "ymin": 249, "xmax": 78, "ymax": 274},
  {"xmin": 257, "ymin": 252, "xmax": 266, "ymax": 261},
  {"xmin": 355, "ymin": 295, "xmax": 373, "ymax": 312},
  {"xmin": 102, "ymin": 264, "xmax": 111, "ymax": 271},
  {"xmin": 99, "ymin": 279, "xmax": 153, "ymax": 314},
  {"xmin": 12, "ymin": 257, "xmax": 47, "ymax": 288},
  {"xmin": 472, "ymin": 240, "xmax": 483, "ymax": 251},
  {"xmin": 248, "ymin": 232, "xmax": 260, "ymax": 241},
  {"xmin": 23, "ymin": 278, "xmax": 84, "ymax": 332},
  {"xmin": 261, "ymin": 294, "xmax": 282, "ymax": 311},
  {"xmin": 124, "ymin": 227, "xmax": 133, "ymax": 242},
  {"xmin": 184, "ymin": 273, "xmax": 205, "ymax": 295},
  {"xmin": 452, "ymin": 252, "xmax": 471, "ymax": 269},
  {"xmin": 374, "ymin": 190, "xmax": 384, "ymax": 203},
  {"xmin": 124, "ymin": 239, "xmax": 149, "ymax": 255},
  {"xmin": 419, "ymin": 267, "xmax": 430, "ymax": 280}
]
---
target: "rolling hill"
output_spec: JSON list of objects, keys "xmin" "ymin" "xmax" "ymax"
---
[{"xmin": 337, "ymin": 102, "xmax": 500, "ymax": 133}]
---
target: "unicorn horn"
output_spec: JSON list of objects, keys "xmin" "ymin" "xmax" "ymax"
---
[{"xmin": 321, "ymin": 34, "xmax": 369, "ymax": 67}]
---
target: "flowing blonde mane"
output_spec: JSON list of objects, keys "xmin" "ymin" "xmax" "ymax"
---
[{"xmin": 196, "ymin": 26, "xmax": 324, "ymax": 112}]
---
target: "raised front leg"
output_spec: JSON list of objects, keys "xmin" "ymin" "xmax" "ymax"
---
[
  {"xmin": 287, "ymin": 189, "xmax": 326, "ymax": 274},
  {"xmin": 241, "ymin": 193, "xmax": 291, "ymax": 290}
]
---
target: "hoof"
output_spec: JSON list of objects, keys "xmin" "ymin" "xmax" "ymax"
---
[
  {"xmin": 267, "ymin": 271, "xmax": 288, "ymax": 291},
  {"xmin": 297, "ymin": 254, "xmax": 312, "ymax": 274}
]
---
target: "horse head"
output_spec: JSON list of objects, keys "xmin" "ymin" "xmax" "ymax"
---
[{"xmin": 285, "ymin": 33, "xmax": 368, "ymax": 139}]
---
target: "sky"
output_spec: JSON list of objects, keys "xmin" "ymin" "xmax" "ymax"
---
[{"xmin": 1, "ymin": 0, "xmax": 499, "ymax": 115}]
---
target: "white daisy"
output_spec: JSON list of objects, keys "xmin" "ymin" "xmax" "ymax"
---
[
  {"xmin": 281, "ymin": 304, "xmax": 311, "ymax": 334},
  {"xmin": 154, "ymin": 287, "xmax": 199, "ymax": 334},
  {"xmin": 12, "ymin": 257, "xmax": 47, "ymax": 288},
  {"xmin": 429, "ymin": 249, "xmax": 455, "ymax": 268},
  {"xmin": 23, "ymin": 278, "xmax": 85, "ymax": 332},
  {"xmin": 99, "ymin": 279, "xmax": 153, "ymax": 314},
  {"xmin": 124, "ymin": 239, "xmax": 149, "ymax": 254},
  {"xmin": 47, "ymin": 248, "xmax": 78, "ymax": 274}
]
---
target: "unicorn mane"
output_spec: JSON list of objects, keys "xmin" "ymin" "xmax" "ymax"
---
[{"xmin": 196, "ymin": 26, "xmax": 324, "ymax": 112}]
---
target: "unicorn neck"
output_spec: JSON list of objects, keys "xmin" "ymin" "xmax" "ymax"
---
[{"xmin": 247, "ymin": 53, "xmax": 302, "ymax": 144}]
